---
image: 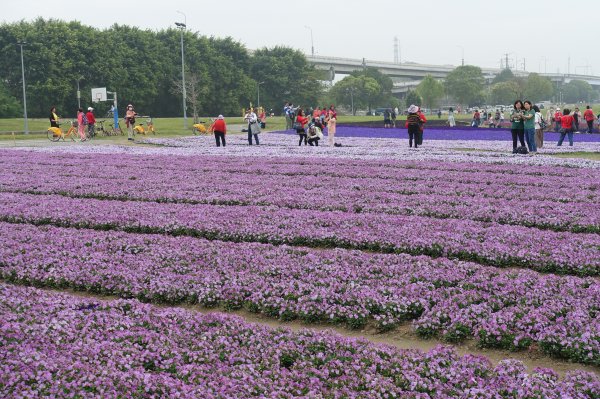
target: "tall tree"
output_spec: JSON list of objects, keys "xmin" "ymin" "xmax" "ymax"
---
[
  {"xmin": 405, "ymin": 90, "xmax": 422, "ymax": 107},
  {"xmin": 0, "ymin": 19, "xmax": 273, "ymax": 117},
  {"xmin": 350, "ymin": 67, "xmax": 393, "ymax": 110},
  {"xmin": 330, "ymin": 75, "xmax": 380, "ymax": 115},
  {"xmin": 0, "ymin": 80, "xmax": 21, "ymax": 117},
  {"xmin": 492, "ymin": 68, "xmax": 515, "ymax": 84},
  {"xmin": 562, "ymin": 80, "xmax": 594, "ymax": 103},
  {"xmin": 250, "ymin": 46, "xmax": 323, "ymax": 111},
  {"xmin": 416, "ymin": 75, "xmax": 444, "ymax": 109},
  {"xmin": 490, "ymin": 81, "xmax": 521, "ymax": 105},
  {"xmin": 523, "ymin": 73, "xmax": 554, "ymax": 102},
  {"xmin": 444, "ymin": 65, "xmax": 484, "ymax": 106}
]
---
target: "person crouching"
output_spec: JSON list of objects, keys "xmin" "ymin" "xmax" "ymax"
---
[{"xmin": 307, "ymin": 121, "xmax": 324, "ymax": 146}]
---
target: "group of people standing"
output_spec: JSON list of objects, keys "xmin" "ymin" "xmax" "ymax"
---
[
  {"xmin": 509, "ymin": 100, "xmax": 595, "ymax": 153},
  {"xmin": 287, "ymin": 104, "xmax": 337, "ymax": 147},
  {"xmin": 548, "ymin": 106, "xmax": 597, "ymax": 134},
  {"xmin": 49, "ymin": 106, "xmax": 96, "ymax": 141}
]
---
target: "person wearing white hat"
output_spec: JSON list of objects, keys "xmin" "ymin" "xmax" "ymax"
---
[
  {"xmin": 86, "ymin": 107, "xmax": 96, "ymax": 138},
  {"xmin": 210, "ymin": 115, "xmax": 227, "ymax": 147},
  {"xmin": 405, "ymin": 105, "xmax": 422, "ymax": 148}
]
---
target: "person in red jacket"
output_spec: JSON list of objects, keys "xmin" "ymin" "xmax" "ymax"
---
[
  {"xmin": 86, "ymin": 107, "xmax": 96, "ymax": 138},
  {"xmin": 295, "ymin": 109, "xmax": 309, "ymax": 146},
  {"xmin": 553, "ymin": 109, "xmax": 563, "ymax": 132},
  {"xmin": 584, "ymin": 105, "xmax": 595, "ymax": 133},
  {"xmin": 557, "ymin": 108, "xmax": 575, "ymax": 146},
  {"xmin": 210, "ymin": 115, "xmax": 227, "ymax": 147}
]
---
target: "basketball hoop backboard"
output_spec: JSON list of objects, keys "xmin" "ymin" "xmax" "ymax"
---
[{"xmin": 91, "ymin": 87, "xmax": 107, "ymax": 103}]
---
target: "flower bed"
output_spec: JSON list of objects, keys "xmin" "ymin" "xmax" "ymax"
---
[
  {"xmin": 2, "ymin": 222, "xmax": 598, "ymax": 364},
  {"xmin": 14, "ymin": 134, "xmax": 600, "ymax": 168},
  {"xmin": 0, "ymin": 191, "xmax": 598, "ymax": 276},
  {"xmin": 314, "ymin": 126, "xmax": 600, "ymax": 142},
  {"xmin": 1, "ymin": 283, "xmax": 598, "ymax": 398},
  {"xmin": 1, "ymin": 151, "xmax": 599, "ymax": 233}
]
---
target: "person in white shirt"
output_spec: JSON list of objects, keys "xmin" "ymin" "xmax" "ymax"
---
[
  {"xmin": 448, "ymin": 107, "xmax": 456, "ymax": 127},
  {"xmin": 244, "ymin": 108, "xmax": 260, "ymax": 145},
  {"xmin": 533, "ymin": 105, "xmax": 544, "ymax": 148}
]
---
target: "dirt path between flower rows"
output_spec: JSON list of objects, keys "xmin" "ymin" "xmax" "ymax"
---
[{"xmin": 25, "ymin": 284, "xmax": 598, "ymax": 378}]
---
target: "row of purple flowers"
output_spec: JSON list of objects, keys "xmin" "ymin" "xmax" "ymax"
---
[
  {"xmin": 2, "ymin": 222, "xmax": 598, "ymax": 364},
  {"xmin": 1, "ymin": 283, "xmax": 598, "ymax": 398},
  {"xmin": 0, "ymin": 191, "xmax": 598, "ymax": 276},
  {"xmin": 1, "ymin": 151, "xmax": 599, "ymax": 233}
]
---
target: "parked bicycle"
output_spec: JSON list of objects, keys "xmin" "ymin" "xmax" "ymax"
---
[
  {"xmin": 109, "ymin": 122, "xmax": 123, "ymax": 136},
  {"xmin": 47, "ymin": 120, "xmax": 80, "ymax": 142},
  {"xmin": 192, "ymin": 120, "xmax": 212, "ymax": 135},
  {"xmin": 132, "ymin": 116, "xmax": 156, "ymax": 136},
  {"xmin": 95, "ymin": 120, "xmax": 108, "ymax": 136}
]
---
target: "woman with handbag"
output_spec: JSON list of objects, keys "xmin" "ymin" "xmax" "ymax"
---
[
  {"xmin": 244, "ymin": 108, "xmax": 260, "ymax": 145},
  {"xmin": 295, "ymin": 109, "xmax": 309, "ymax": 146},
  {"xmin": 533, "ymin": 105, "xmax": 545, "ymax": 149}
]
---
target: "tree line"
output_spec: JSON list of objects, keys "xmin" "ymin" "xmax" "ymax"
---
[
  {"xmin": 0, "ymin": 19, "xmax": 322, "ymax": 118},
  {"xmin": 331, "ymin": 65, "xmax": 598, "ymax": 112},
  {"xmin": 1, "ymin": 19, "xmax": 597, "ymax": 119}
]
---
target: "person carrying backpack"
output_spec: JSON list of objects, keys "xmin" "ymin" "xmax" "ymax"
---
[{"xmin": 406, "ymin": 104, "xmax": 422, "ymax": 148}]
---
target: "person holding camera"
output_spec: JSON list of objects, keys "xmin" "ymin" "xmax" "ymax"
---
[
  {"xmin": 244, "ymin": 108, "xmax": 260, "ymax": 145},
  {"xmin": 510, "ymin": 100, "xmax": 526, "ymax": 153}
]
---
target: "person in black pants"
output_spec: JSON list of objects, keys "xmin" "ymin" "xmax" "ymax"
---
[
  {"xmin": 510, "ymin": 100, "xmax": 526, "ymax": 153},
  {"xmin": 295, "ymin": 109, "xmax": 309, "ymax": 146},
  {"xmin": 244, "ymin": 108, "xmax": 259, "ymax": 145},
  {"xmin": 210, "ymin": 115, "xmax": 227, "ymax": 147},
  {"xmin": 49, "ymin": 106, "xmax": 60, "ymax": 127},
  {"xmin": 406, "ymin": 104, "xmax": 422, "ymax": 148}
]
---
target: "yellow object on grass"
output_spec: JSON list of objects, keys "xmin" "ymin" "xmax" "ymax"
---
[{"xmin": 193, "ymin": 124, "xmax": 207, "ymax": 133}]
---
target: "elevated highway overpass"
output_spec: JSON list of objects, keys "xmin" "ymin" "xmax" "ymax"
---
[{"xmin": 306, "ymin": 54, "xmax": 600, "ymax": 90}]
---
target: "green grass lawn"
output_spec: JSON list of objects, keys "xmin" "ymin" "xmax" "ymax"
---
[{"xmin": 0, "ymin": 115, "xmax": 386, "ymax": 139}]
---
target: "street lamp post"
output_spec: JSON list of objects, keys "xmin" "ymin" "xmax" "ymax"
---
[
  {"xmin": 304, "ymin": 25, "xmax": 314, "ymax": 57},
  {"xmin": 76, "ymin": 76, "xmax": 84, "ymax": 109},
  {"xmin": 176, "ymin": 11, "xmax": 187, "ymax": 130},
  {"xmin": 257, "ymin": 81, "xmax": 265, "ymax": 108},
  {"xmin": 17, "ymin": 42, "xmax": 28, "ymax": 134}
]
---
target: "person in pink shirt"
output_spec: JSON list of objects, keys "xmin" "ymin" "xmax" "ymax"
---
[
  {"xmin": 77, "ymin": 108, "xmax": 86, "ymax": 141},
  {"xmin": 326, "ymin": 105, "xmax": 337, "ymax": 147}
]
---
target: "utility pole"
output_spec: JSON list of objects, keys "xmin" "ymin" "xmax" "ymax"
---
[
  {"xmin": 394, "ymin": 36, "xmax": 399, "ymax": 64},
  {"xmin": 17, "ymin": 42, "xmax": 28, "ymax": 134},
  {"xmin": 175, "ymin": 11, "xmax": 187, "ymax": 130}
]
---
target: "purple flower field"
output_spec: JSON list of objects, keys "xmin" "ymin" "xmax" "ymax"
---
[
  {"xmin": 1, "ymin": 284, "xmax": 599, "ymax": 398},
  {"xmin": 0, "ymin": 139, "xmax": 599, "ymax": 396},
  {"xmin": 279, "ymin": 126, "xmax": 600, "ymax": 142},
  {"xmin": 1, "ymin": 222, "xmax": 598, "ymax": 364}
]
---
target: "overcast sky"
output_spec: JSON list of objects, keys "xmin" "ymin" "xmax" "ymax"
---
[{"xmin": 4, "ymin": 0, "xmax": 600, "ymax": 76}]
